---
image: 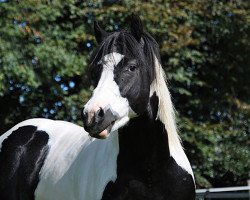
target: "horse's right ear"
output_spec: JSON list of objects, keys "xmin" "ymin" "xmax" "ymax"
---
[
  {"xmin": 94, "ymin": 21, "xmax": 108, "ymax": 44},
  {"xmin": 130, "ymin": 14, "xmax": 144, "ymax": 42}
]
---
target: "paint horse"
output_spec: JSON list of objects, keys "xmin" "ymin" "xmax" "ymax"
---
[{"xmin": 0, "ymin": 15, "xmax": 195, "ymax": 200}]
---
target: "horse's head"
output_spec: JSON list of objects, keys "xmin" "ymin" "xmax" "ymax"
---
[{"xmin": 82, "ymin": 15, "xmax": 158, "ymax": 139}]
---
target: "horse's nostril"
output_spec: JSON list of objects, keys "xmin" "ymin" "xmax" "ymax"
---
[{"xmin": 97, "ymin": 108, "xmax": 104, "ymax": 118}]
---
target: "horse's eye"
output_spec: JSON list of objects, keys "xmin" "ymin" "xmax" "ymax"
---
[{"xmin": 128, "ymin": 65, "xmax": 136, "ymax": 72}]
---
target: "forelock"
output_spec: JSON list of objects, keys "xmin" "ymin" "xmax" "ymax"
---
[{"xmin": 89, "ymin": 29, "xmax": 161, "ymax": 83}]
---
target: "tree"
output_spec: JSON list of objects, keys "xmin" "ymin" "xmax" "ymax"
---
[{"xmin": 0, "ymin": 0, "xmax": 249, "ymax": 188}]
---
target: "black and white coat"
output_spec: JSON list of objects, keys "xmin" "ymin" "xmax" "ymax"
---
[{"xmin": 0, "ymin": 15, "xmax": 195, "ymax": 200}]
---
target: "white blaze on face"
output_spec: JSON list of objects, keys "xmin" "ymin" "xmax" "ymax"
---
[{"xmin": 84, "ymin": 52, "xmax": 130, "ymax": 133}]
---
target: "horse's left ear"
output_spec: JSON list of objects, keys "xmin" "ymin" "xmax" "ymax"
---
[
  {"xmin": 130, "ymin": 14, "xmax": 144, "ymax": 42},
  {"xmin": 94, "ymin": 21, "xmax": 108, "ymax": 44}
]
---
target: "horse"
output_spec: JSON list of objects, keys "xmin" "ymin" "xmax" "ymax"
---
[{"xmin": 0, "ymin": 15, "xmax": 195, "ymax": 200}]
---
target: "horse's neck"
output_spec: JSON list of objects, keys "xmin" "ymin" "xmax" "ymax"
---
[
  {"xmin": 118, "ymin": 91, "xmax": 192, "ymax": 175},
  {"xmin": 112, "ymin": 97, "xmax": 195, "ymax": 199},
  {"xmin": 118, "ymin": 109, "xmax": 171, "ymax": 169}
]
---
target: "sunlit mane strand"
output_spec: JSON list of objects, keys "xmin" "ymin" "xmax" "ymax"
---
[{"xmin": 151, "ymin": 57, "xmax": 194, "ymax": 179}]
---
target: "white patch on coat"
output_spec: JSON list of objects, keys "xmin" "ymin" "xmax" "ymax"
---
[
  {"xmin": 0, "ymin": 118, "xmax": 119, "ymax": 200},
  {"xmin": 150, "ymin": 57, "xmax": 195, "ymax": 180},
  {"xmin": 84, "ymin": 52, "xmax": 131, "ymax": 133}
]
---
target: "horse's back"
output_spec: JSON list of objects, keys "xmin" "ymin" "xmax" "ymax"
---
[{"xmin": 0, "ymin": 118, "xmax": 88, "ymax": 200}]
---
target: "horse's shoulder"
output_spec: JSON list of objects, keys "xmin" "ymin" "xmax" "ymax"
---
[
  {"xmin": 0, "ymin": 118, "xmax": 91, "ymax": 200},
  {"xmin": 0, "ymin": 121, "xmax": 50, "ymax": 200}
]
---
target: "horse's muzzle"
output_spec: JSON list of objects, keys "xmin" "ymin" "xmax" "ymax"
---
[{"xmin": 81, "ymin": 106, "xmax": 118, "ymax": 139}]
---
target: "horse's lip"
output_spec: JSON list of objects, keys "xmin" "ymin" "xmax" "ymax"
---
[{"xmin": 89, "ymin": 121, "xmax": 115, "ymax": 139}]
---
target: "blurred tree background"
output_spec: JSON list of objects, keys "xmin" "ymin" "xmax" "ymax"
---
[{"xmin": 0, "ymin": 0, "xmax": 249, "ymax": 188}]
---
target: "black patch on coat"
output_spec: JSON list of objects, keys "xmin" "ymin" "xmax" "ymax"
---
[
  {"xmin": 114, "ymin": 56, "xmax": 151, "ymax": 114},
  {"xmin": 102, "ymin": 96, "xmax": 195, "ymax": 200},
  {"xmin": 147, "ymin": 92, "xmax": 159, "ymax": 120},
  {"xmin": 0, "ymin": 125, "xmax": 49, "ymax": 200}
]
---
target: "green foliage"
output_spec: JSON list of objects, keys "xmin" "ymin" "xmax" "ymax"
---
[{"xmin": 0, "ymin": 0, "xmax": 249, "ymax": 188}]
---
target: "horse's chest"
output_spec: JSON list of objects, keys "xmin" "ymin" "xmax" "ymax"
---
[
  {"xmin": 102, "ymin": 143, "xmax": 168, "ymax": 199},
  {"xmin": 103, "ymin": 157, "xmax": 195, "ymax": 200},
  {"xmin": 102, "ymin": 133, "xmax": 195, "ymax": 200}
]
